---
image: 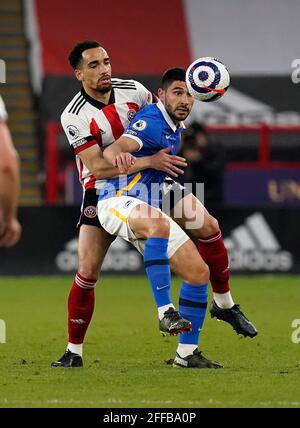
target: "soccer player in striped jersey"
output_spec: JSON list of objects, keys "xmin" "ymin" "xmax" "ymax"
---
[{"xmin": 52, "ymin": 41, "xmax": 187, "ymax": 367}]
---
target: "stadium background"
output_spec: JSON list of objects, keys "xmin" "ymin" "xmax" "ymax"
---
[{"xmin": 0, "ymin": 0, "xmax": 300, "ymax": 410}]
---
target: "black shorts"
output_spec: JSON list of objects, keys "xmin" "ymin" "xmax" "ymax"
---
[
  {"xmin": 77, "ymin": 188, "xmax": 102, "ymax": 228},
  {"xmin": 160, "ymin": 177, "xmax": 191, "ymax": 214}
]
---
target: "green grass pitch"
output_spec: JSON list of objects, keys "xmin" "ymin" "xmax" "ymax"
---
[{"xmin": 0, "ymin": 275, "xmax": 299, "ymax": 408}]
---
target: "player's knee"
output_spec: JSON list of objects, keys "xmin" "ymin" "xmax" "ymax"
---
[
  {"xmin": 204, "ymin": 215, "xmax": 219, "ymax": 236},
  {"xmin": 186, "ymin": 262, "xmax": 210, "ymax": 285},
  {"xmin": 148, "ymin": 217, "xmax": 170, "ymax": 238},
  {"xmin": 78, "ymin": 261, "xmax": 99, "ymax": 282}
]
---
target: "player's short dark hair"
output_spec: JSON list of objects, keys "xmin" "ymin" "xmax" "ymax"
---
[
  {"xmin": 68, "ymin": 40, "xmax": 103, "ymax": 69},
  {"xmin": 161, "ymin": 67, "xmax": 186, "ymax": 89}
]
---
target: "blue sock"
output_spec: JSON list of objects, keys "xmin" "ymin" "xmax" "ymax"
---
[
  {"xmin": 144, "ymin": 237, "xmax": 172, "ymax": 308},
  {"xmin": 178, "ymin": 281, "xmax": 208, "ymax": 346}
]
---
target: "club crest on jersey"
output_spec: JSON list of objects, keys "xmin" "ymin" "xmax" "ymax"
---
[
  {"xmin": 67, "ymin": 125, "xmax": 79, "ymax": 140},
  {"xmin": 84, "ymin": 205, "xmax": 97, "ymax": 218},
  {"xmin": 132, "ymin": 120, "xmax": 147, "ymax": 131},
  {"xmin": 127, "ymin": 109, "xmax": 137, "ymax": 121}
]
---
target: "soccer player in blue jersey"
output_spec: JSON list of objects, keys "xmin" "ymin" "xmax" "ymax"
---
[
  {"xmin": 98, "ymin": 68, "xmax": 225, "ymax": 368},
  {"xmin": 102, "ymin": 68, "xmax": 257, "ymax": 345}
]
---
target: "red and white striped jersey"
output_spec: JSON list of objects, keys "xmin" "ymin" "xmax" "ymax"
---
[
  {"xmin": 61, "ymin": 78, "xmax": 155, "ymax": 191},
  {"xmin": 0, "ymin": 96, "xmax": 8, "ymax": 122}
]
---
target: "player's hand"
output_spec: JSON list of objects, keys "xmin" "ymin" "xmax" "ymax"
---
[
  {"xmin": 113, "ymin": 152, "xmax": 136, "ymax": 174},
  {"xmin": 150, "ymin": 146, "xmax": 187, "ymax": 177},
  {"xmin": 0, "ymin": 217, "xmax": 22, "ymax": 248}
]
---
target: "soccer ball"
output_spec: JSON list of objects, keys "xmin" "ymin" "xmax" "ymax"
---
[{"xmin": 186, "ymin": 57, "xmax": 230, "ymax": 102}]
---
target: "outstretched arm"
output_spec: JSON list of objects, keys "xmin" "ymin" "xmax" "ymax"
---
[
  {"xmin": 0, "ymin": 121, "xmax": 22, "ymax": 247},
  {"xmin": 103, "ymin": 136, "xmax": 187, "ymax": 177},
  {"xmin": 79, "ymin": 140, "xmax": 141, "ymax": 178},
  {"xmin": 103, "ymin": 136, "xmax": 140, "ymax": 174},
  {"xmin": 79, "ymin": 139, "xmax": 187, "ymax": 179}
]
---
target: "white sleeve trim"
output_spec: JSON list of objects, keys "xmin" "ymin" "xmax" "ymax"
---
[{"xmin": 123, "ymin": 134, "xmax": 144, "ymax": 151}]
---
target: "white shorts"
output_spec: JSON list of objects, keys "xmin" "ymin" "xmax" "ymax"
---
[{"xmin": 97, "ymin": 196, "xmax": 189, "ymax": 258}]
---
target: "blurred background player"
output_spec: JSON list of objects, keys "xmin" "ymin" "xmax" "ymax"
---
[
  {"xmin": 0, "ymin": 95, "xmax": 21, "ymax": 248},
  {"xmin": 179, "ymin": 122, "xmax": 225, "ymax": 205},
  {"xmin": 51, "ymin": 41, "xmax": 188, "ymax": 367}
]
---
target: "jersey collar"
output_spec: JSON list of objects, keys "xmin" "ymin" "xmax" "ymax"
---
[
  {"xmin": 81, "ymin": 86, "xmax": 115, "ymax": 110},
  {"xmin": 157, "ymin": 100, "xmax": 177, "ymax": 132}
]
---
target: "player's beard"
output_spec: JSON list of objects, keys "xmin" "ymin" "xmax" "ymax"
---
[
  {"xmin": 93, "ymin": 74, "xmax": 112, "ymax": 93},
  {"xmin": 166, "ymin": 103, "xmax": 190, "ymax": 123},
  {"xmin": 95, "ymin": 81, "xmax": 112, "ymax": 93}
]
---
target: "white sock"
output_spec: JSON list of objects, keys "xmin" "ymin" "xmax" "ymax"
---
[
  {"xmin": 67, "ymin": 343, "xmax": 83, "ymax": 357},
  {"xmin": 158, "ymin": 304, "xmax": 175, "ymax": 320},
  {"xmin": 177, "ymin": 344, "xmax": 198, "ymax": 358},
  {"xmin": 213, "ymin": 291, "xmax": 234, "ymax": 309}
]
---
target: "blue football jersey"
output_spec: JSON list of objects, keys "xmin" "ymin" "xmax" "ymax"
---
[{"xmin": 99, "ymin": 101, "xmax": 184, "ymax": 207}]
